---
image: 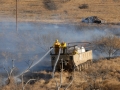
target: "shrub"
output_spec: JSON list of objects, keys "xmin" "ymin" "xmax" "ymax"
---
[
  {"xmin": 43, "ymin": 0, "xmax": 57, "ymax": 10},
  {"xmin": 61, "ymin": 0, "xmax": 71, "ymax": 3},
  {"xmin": 113, "ymin": 0, "xmax": 120, "ymax": 2},
  {"xmin": 94, "ymin": 34, "xmax": 120, "ymax": 59},
  {"xmin": 79, "ymin": 4, "xmax": 88, "ymax": 9}
]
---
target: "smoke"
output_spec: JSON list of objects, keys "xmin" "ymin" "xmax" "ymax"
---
[{"xmin": 0, "ymin": 21, "xmax": 120, "ymax": 75}]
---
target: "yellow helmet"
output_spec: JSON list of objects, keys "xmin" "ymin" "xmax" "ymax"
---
[{"xmin": 55, "ymin": 39, "xmax": 58, "ymax": 42}]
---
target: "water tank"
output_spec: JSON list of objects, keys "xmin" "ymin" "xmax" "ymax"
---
[
  {"xmin": 75, "ymin": 46, "xmax": 81, "ymax": 53},
  {"xmin": 81, "ymin": 46, "xmax": 85, "ymax": 52},
  {"xmin": 77, "ymin": 48, "xmax": 82, "ymax": 53}
]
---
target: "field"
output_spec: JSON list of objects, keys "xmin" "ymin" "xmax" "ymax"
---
[
  {"xmin": 0, "ymin": 0, "xmax": 120, "ymax": 90},
  {"xmin": 0, "ymin": 0, "xmax": 120, "ymax": 23},
  {"xmin": 1, "ymin": 57, "xmax": 120, "ymax": 90}
]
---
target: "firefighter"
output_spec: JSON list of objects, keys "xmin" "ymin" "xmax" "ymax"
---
[
  {"xmin": 54, "ymin": 39, "xmax": 61, "ymax": 54},
  {"xmin": 61, "ymin": 41, "xmax": 67, "ymax": 54}
]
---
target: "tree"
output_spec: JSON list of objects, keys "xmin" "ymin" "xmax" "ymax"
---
[
  {"xmin": 94, "ymin": 34, "xmax": 120, "ymax": 59},
  {"xmin": 18, "ymin": 60, "xmax": 36, "ymax": 90},
  {"xmin": 3, "ymin": 60, "xmax": 15, "ymax": 85},
  {"xmin": 3, "ymin": 60, "xmax": 36, "ymax": 90}
]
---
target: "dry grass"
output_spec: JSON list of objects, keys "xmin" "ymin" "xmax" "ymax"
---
[
  {"xmin": 1, "ymin": 57, "xmax": 120, "ymax": 90},
  {"xmin": 0, "ymin": 0, "xmax": 120, "ymax": 23}
]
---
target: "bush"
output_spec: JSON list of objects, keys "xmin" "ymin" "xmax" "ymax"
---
[
  {"xmin": 61, "ymin": 0, "xmax": 71, "ymax": 3},
  {"xmin": 94, "ymin": 35, "xmax": 120, "ymax": 59},
  {"xmin": 79, "ymin": 4, "xmax": 88, "ymax": 9},
  {"xmin": 113, "ymin": 0, "xmax": 120, "ymax": 2},
  {"xmin": 43, "ymin": 0, "xmax": 57, "ymax": 10}
]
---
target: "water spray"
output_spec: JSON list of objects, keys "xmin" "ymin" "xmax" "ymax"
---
[
  {"xmin": 15, "ymin": 48, "xmax": 53, "ymax": 78},
  {"xmin": 52, "ymin": 48, "xmax": 61, "ymax": 78}
]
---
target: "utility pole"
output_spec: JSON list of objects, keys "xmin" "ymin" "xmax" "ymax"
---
[{"xmin": 16, "ymin": 0, "xmax": 18, "ymax": 31}]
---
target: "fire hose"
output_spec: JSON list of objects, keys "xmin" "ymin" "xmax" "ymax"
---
[{"xmin": 52, "ymin": 48, "xmax": 61, "ymax": 78}]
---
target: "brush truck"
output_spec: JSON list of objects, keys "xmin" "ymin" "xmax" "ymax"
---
[{"xmin": 50, "ymin": 41, "xmax": 92, "ymax": 71}]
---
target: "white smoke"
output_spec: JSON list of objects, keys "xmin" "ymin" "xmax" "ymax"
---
[{"xmin": 0, "ymin": 21, "xmax": 119, "ymax": 74}]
